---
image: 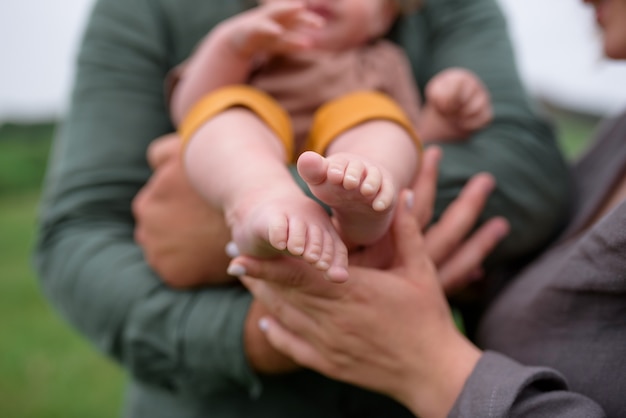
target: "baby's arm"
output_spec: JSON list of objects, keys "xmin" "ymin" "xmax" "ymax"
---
[
  {"xmin": 417, "ymin": 68, "xmax": 493, "ymax": 143},
  {"xmin": 171, "ymin": 2, "xmax": 323, "ymax": 124}
]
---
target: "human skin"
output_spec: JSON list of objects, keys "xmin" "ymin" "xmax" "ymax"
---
[
  {"xmin": 133, "ymin": 134, "xmax": 233, "ymax": 286},
  {"xmin": 132, "ymin": 133, "xmax": 300, "ymax": 372},
  {"xmin": 176, "ymin": 0, "xmax": 494, "ymax": 283},
  {"xmin": 171, "ymin": 2, "xmax": 324, "ymax": 123},
  {"xmin": 134, "ymin": 142, "xmax": 509, "ymax": 375},
  {"xmin": 232, "ymin": 186, "xmax": 487, "ymax": 417},
  {"xmin": 233, "ymin": 0, "xmax": 626, "ymax": 415},
  {"xmin": 234, "ymin": 146, "xmax": 510, "ymax": 384},
  {"xmin": 583, "ymin": 0, "xmax": 626, "ymax": 59},
  {"xmin": 418, "ymin": 68, "xmax": 494, "ymax": 142},
  {"xmin": 176, "ymin": 0, "xmax": 411, "ymax": 282}
]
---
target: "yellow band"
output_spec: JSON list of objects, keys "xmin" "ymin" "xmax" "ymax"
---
[
  {"xmin": 306, "ymin": 90, "xmax": 422, "ymax": 156},
  {"xmin": 178, "ymin": 85, "xmax": 294, "ymax": 160}
]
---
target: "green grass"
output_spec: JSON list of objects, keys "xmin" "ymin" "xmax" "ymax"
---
[
  {"xmin": 548, "ymin": 107, "xmax": 601, "ymax": 159},
  {"xmin": 0, "ymin": 113, "xmax": 600, "ymax": 416},
  {"xmin": 0, "ymin": 124, "xmax": 55, "ymax": 196},
  {"xmin": 0, "ymin": 124, "xmax": 124, "ymax": 417}
]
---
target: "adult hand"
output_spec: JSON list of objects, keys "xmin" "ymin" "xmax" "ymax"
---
[
  {"xmin": 244, "ymin": 299, "xmax": 300, "ymax": 374},
  {"xmin": 132, "ymin": 134, "xmax": 232, "ymax": 287},
  {"xmin": 231, "ymin": 189, "xmax": 482, "ymax": 418},
  {"xmin": 132, "ymin": 134, "xmax": 297, "ymax": 373},
  {"xmin": 350, "ymin": 146, "xmax": 510, "ymax": 295}
]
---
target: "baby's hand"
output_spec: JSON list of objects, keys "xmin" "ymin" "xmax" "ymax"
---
[
  {"xmin": 225, "ymin": 1, "xmax": 324, "ymax": 59},
  {"xmin": 425, "ymin": 68, "xmax": 493, "ymax": 138}
]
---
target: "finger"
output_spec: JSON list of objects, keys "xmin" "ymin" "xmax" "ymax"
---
[
  {"xmin": 279, "ymin": 32, "xmax": 316, "ymax": 50},
  {"xmin": 131, "ymin": 195, "xmax": 147, "ymax": 245},
  {"xmin": 263, "ymin": 1, "xmax": 309, "ymax": 25},
  {"xmin": 425, "ymin": 80, "xmax": 453, "ymax": 114},
  {"xmin": 459, "ymin": 94, "xmax": 493, "ymax": 130},
  {"xmin": 293, "ymin": 10, "xmax": 325, "ymax": 29},
  {"xmin": 229, "ymin": 255, "xmax": 329, "ymax": 291},
  {"xmin": 225, "ymin": 241, "xmax": 240, "ymax": 258},
  {"xmin": 456, "ymin": 79, "xmax": 474, "ymax": 108},
  {"xmin": 141, "ymin": 161, "xmax": 183, "ymax": 197},
  {"xmin": 258, "ymin": 316, "xmax": 328, "ymax": 371},
  {"xmin": 147, "ymin": 133, "xmax": 180, "ymax": 169},
  {"xmin": 424, "ymin": 173, "xmax": 496, "ymax": 265},
  {"xmin": 443, "ymin": 76, "xmax": 469, "ymax": 114},
  {"xmin": 258, "ymin": 3, "xmax": 323, "ymax": 51},
  {"xmin": 439, "ymin": 217, "xmax": 510, "ymax": 295},
  {"xmin": 254, "ymin": 24, "xmax": 316, "ymax": 54},
  {"xmin": 390, "ymin": 189, "xmax": 427, "ymax": 270},
  {"xmin": 242, "ymin": 275, "xmax": 317, "ymax": 320},
  {"xmin": 410, "ymin": 146, "xmax": 442, "ymax": 228},
  {"xmin": 255, "ymin": 19, "xmax": 285, "ymax": 40},
  {"xmin": 460, "ymin": 111, "xmax": 492, "ymax": 133}
]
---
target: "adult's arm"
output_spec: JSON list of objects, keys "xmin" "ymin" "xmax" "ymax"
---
[
  {"xmin": 235, "ymin": 189, "xmax": 606, "ymax": 418},
  {"xmin": 450, "ymin": 352, "xmax": 606, "ymax": 418},
  {"xmin": 33, "ymin": 0, "xmax": 266, "ymax": 397},
  {"xmin": 395, "ymin": 0, "xmax": 572, "ymax": 264}
]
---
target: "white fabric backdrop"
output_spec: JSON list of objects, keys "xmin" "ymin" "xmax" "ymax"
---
[{"xmin": 0, "ymin": 0, "xmax": 625, "ymax": 123}]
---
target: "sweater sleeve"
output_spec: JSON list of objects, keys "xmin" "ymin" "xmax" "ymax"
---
[
  {"xmin": 33, "ymin": 0, "xmax": 262, "ymax": 398},
  {"xmin": 396, "ymin": 0, "xmax": 572, "ymax": 265},
  {"xmin": 449, "ymin": 352, "xmax": 606, "ymax": 417}
]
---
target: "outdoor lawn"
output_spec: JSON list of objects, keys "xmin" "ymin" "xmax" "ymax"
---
[
  {"xmin": 0, "ymin": 123, "xmax": 124, "ymax": 418},
  {"xmin": 0, "ymin": 112, "xmax": 597, "ymax": 417}
]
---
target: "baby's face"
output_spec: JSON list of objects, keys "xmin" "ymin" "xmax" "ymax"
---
[{"xmin": 260, "ymin": 0, "xmax": 399, "ymax": 50}]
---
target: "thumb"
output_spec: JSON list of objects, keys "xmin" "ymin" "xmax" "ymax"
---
[{"xmin": 391, "ymin": 190, "xmax": 426, "ymax": 270}]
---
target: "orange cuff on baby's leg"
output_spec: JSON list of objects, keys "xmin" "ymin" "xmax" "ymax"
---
[
  {"xmin": 178, "ymin": 85, "xmax": 294, "ymax": 161},
  {"xmin": 305, "ymin": 90, "xmax": 422, "ymax": 156}
]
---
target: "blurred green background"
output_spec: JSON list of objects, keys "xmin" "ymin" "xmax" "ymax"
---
[
  {"xmin": 0, "ymin": 111, "xmax": 598, "ymax": 417},
  {"xmin": 0, "ymin": 123, "xmax": 124, "ymax": 418}
]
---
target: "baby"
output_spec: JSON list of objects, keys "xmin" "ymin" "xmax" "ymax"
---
[{"xmin": 170, "ymin": 0, "xmax": 492, "ymax": 282}]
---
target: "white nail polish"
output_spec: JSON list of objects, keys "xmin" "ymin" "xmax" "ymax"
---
[
  {"xmin": 225, "ymin": 241, "xmax": 240, "ymax": 257},
  {"xmin": 405, "ymin": 191, "xmax": 414, "ymax": 209},
  {"xmin": 227, "ymin": 263, "xmax": 246, "ymax": 277},
  {"xmin": 258, "ymin": 318, "xmax": 269, "ymax": 332}
]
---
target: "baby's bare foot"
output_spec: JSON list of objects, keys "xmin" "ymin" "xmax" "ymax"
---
[
  {"xmin": 297, "ymin": 151, "xmax": 396, "ymax": 211},
  {"xmin": 297, "ymin": 151, "xmax": 398, "ymax": 246},
  {"xmin": 227, "ymin": 191, "xmax": 349, "ymax": 282}
]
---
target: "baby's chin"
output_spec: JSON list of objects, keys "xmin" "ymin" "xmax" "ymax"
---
[{"xmin": 310, "ymin": 37, "xmax": 363, "ymax": 53}]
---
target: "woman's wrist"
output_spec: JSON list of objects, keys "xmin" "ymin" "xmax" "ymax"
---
[{"xmin": 399, "ymin": 329, "xmax": 481, "ymax": 418}]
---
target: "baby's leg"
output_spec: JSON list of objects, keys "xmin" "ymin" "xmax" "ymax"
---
[
  {"xmin": 298, "ymin": 120, "xmax": 419, "ymax": 247},
  {"xmin": 185, "ymin": 108, "xmax": 348, "ymax": 282}
]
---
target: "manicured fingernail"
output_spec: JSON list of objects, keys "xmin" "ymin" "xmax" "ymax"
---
[
  {"xmin": 227, "ymin": 263, "xmax": 246, "ymax": 277},
  {"xmin": 258, "ymin": 318, "xmax": 269, "ymax": 332},
  {"xmin": 225, "ymin": 241, "xmax": 240, "ymax": 257},
  {"xmin": 405, "ymin": 191, "xmax": 414, "ymax": 210}
]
